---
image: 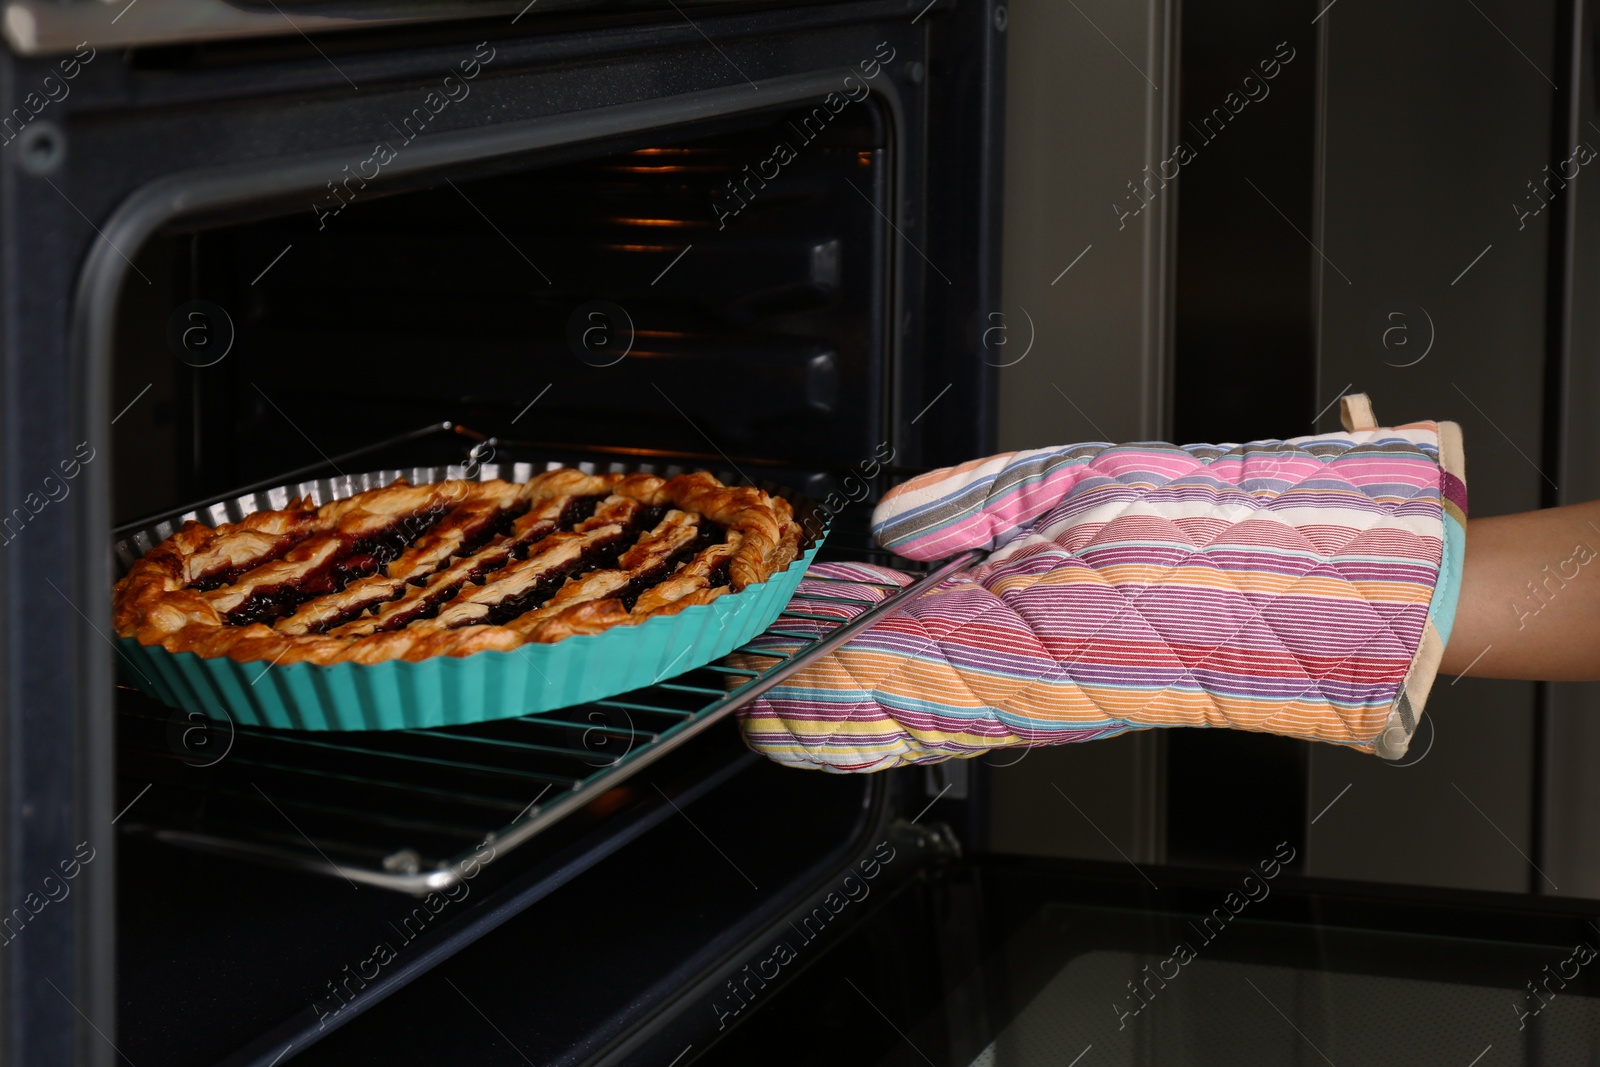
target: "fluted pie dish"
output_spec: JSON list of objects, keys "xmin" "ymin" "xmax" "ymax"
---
[{"xmin": 111, "ymin": 467, "xmax": 823, "ymax": 730}]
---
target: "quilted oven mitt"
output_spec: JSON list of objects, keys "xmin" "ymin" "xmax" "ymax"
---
[{"xmin": 736, "ymin": 395, "xmax": 1468, "ymax": 772}]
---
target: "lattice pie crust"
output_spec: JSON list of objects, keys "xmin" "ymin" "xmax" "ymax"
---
[{"xmin": 113, "ymin": 470, "xmax": 802, "ymax": 666}]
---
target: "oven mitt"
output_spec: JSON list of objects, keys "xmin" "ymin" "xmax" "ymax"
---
[{"xmin": 736, "ymin": 395, "xmax": 1468, "ymax": 772}]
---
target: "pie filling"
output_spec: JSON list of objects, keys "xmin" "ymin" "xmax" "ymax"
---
[
  {"xmin": 112, "ymin": 469, "xmax": 803, "ymax": 666},
  {"xmin": 203, "ymin": 495, "xmax": 724, "ymax": 631}
]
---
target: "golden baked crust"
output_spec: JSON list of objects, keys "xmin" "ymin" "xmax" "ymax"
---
[{"xmin": 112, "ymin": 469, "xmax": 803, "ymax": 666}]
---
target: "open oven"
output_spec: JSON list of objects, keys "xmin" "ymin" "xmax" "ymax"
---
[
  {"xmin": 0, "ymin": 2, "xmax": 1005, "ymax": 1064},
  {"xmin": 12, "ymin": 1, "xmax": 1600, "ymax": 1065}
]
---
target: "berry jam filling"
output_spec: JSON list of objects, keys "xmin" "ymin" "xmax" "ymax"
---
[
  {"xmin": 576, "ymin": 532, "xmax": 632, "ymax": 576},
  {"xmin": 458, "ymin": 501, "xmax": 530, "ymax": 557},
  {"xmin": 213, "ymin": 513, "xmax": 428, "ymax": 625},
  {"xmin": 214, "ymin": 491, "xmax": 737, "ymax": 632},
  {"xmin": 356, "ymin": 505, "xmax": 449, "ymax": 568},
  {"xmin": 616, "ymin": 522, "xmax": 727, "ymax": 612},
  {"xmin": 615, "ymin": 553, "xmax": 692, "ymax": 612},
  {"xmin": 370, "ymin": 583, "xmax": 468, "ymax": 631},
  {"xmin": 468, "ymin": 504, "xmax": 668, "ymax": 628},
  {"xmin": 365, "ymin": 503, "xmax": 625, "ymax": 633},
  {"xmin": 477, "ymin": 546, "xmax": 615, "ymax": 627},
  {"xmin": 560, "ymin": 496, "xmax": 603, "ymax": 527},
  {"xmin": 449, "ymin": 505, "xmax": 662, "ymax": 629},
  {"xmin": 198, "ymin": 493, "xmax": 481, "ymax": 598},
  {"xmin": 222, "ymin": 498, "xmax": 563, "ymax": 629},
  {"xmin": 311, "ymin": 520, "xmax": 553, "ymax": 634},
  {"xmin": 189, "ymin": 533, "xmax": 311, "ymax": 591},
  {"xmin": 370, "ymin": 534, "xmax": 558, "ymax": 633},
  {"xmin": 225, "ymin": 547, "xmax": 395, "ymax": 626},
  {"xmin": 224, "ymin": 566, "xmax": 340, "ymax": 626}
]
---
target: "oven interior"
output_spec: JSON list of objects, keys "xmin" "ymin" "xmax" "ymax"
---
[
  {"xmin": 111, "ymin": 99, "xmax": 890, "ymax": 527},
  {"xmin": 101, "ymin": 88, "xmax": 959, "ymax": 1067}
]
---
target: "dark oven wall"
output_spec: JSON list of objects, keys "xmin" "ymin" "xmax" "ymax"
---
[
  {"xmin": 92, "ymin": 3, "xmax": 1004, "ymax": 527},
  {"xmin": 127, "ymin": 107, "xmax": 895, "ymax": 518}
]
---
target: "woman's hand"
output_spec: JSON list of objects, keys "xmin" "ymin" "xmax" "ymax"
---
[{"xmin": 1443, "ymin": 500, "xmax": 1600, "ymax": 680}]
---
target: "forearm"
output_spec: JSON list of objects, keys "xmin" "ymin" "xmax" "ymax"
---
[{"xmin": 1442, "ymin": 499, "xmax": 1600, "ymax": 680}]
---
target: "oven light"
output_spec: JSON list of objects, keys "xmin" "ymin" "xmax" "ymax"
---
[
  {"xmin": 610, "ymin": 217, "xmax": 691, "ymax": 227},
  {"xmin": 608, "ymin": 165, "xmax": 723, "ymax": 173}
]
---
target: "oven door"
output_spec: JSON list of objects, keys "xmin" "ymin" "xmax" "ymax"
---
[
  {"xmin": 679, "ymin": 856, "xmax": 1600, "ymax": 1066},
  {"xmin": 205, "ymin": 833, "xmax": 1600, "ymax": 1065}
]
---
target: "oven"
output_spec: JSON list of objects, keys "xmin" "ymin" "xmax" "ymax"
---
[
  {"xmin": 0, "ymin": 2, "xmax": 1004, "ymax": 1064},
  {"xmin": 9, "ymin": 0, "xmax": 1600, "ymax": 1065}
]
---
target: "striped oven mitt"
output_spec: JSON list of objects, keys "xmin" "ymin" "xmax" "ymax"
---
[{"xmin": 736, "ymin": 395, "xmax": 1468, "ymax": 772}]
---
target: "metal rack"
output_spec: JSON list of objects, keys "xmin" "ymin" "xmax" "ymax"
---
[{"xmin": 113, "ymin": 433, "xmax": 978, "ymax": 893}]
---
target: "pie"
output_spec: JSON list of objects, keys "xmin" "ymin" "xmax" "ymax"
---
[{"xmin": 113, "ymin": 469, "xmax": 804, "ymax": 666}]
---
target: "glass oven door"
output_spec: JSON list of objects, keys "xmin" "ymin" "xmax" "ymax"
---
[{"xmin": 693, "ymin": 855, "xmax": 1600, "ymax": 1066}]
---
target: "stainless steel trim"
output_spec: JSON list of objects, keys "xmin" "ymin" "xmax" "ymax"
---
[
  {"xmin": 1, "ymin": 0, "xmax": 770, "ymax": 56},
  {"xmin": 4, "ymin": 0, "xmax": 521, "ymax": 57}
]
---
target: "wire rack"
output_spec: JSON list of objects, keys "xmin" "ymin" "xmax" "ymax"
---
[{"xmin": 113, "ymin": 434, "xmax": 976, "ymax": 893}]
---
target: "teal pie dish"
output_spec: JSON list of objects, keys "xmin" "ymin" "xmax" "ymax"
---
[{"xmin": 113, "ymin": 462, "xmax": 827, "ymax": 731}]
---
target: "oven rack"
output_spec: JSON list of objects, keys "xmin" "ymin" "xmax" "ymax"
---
[{"xmin": 115, "ymin": 546, "xmax": 979, "ymax": 894}]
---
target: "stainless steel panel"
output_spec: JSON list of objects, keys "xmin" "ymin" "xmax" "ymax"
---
[
  {"xmin": 989, "ymin": 0, "xmax": 1177, "ymax": 864},
  {"xmin": 0, "ymin": 0, "xmax": 740, "ymax": 56},
  {"xmin": 1306, "ymin": 0, "xmax": 1554, "ymax": 893},
  {"xmin": 996, "ymin": 0, "xmax": 1176, "ymax": 451},
  {"xmin": 1539, "ymin": 0, "xmax": 1600, "ymax": 900}
]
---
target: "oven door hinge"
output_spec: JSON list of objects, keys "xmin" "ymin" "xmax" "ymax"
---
[{"xmin": 888, "ymin": 814, "xmax": 963, "ymax": 863}]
